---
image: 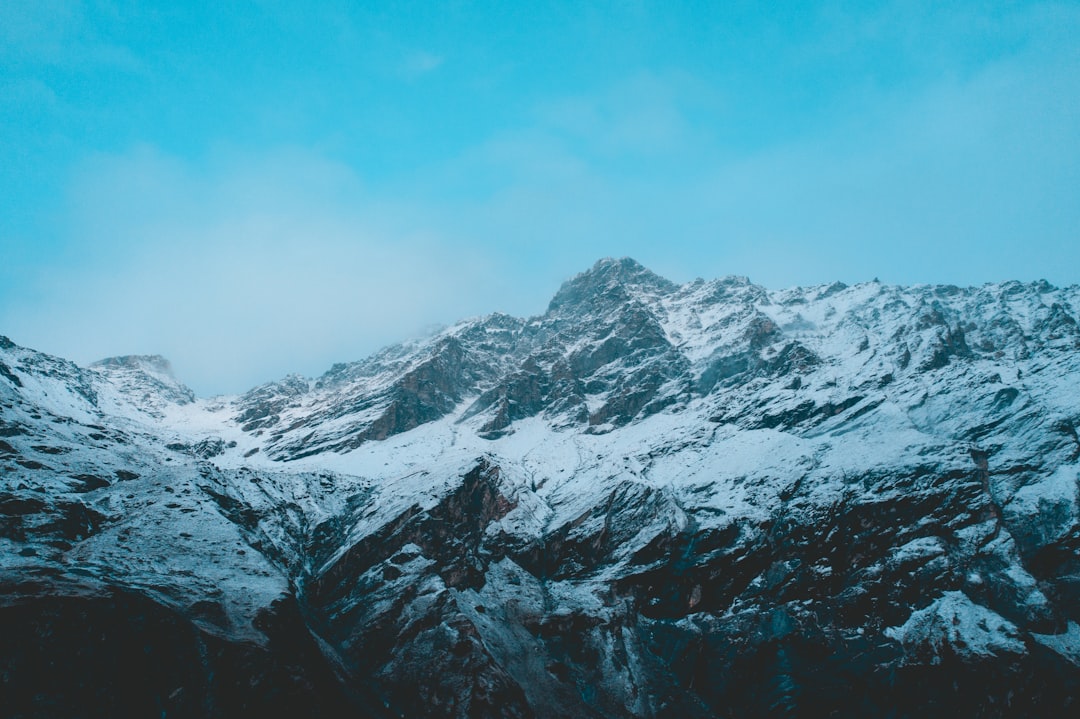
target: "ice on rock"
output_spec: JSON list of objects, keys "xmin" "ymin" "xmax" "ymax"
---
[{"xmin": 886, "ymin": 591, "xmax": 1026, "ymax": 659}]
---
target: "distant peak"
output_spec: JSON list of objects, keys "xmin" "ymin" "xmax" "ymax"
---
[
  {"xmin": 594, "ymin": 256, "xmax": 643, "ymax": 270},
  {"xmin": 588, "ymin": 257, "xmax": 664, "ymax": 282},
  {"xmin": 548, "ymin": 257, "xmax": 678, "ymax": 313},
  {"xmin": 91, "ymin": 354, "xmax": 177, "ymax": 378}
]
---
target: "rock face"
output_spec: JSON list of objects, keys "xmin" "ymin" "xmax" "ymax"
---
[{"xmin": 2, "ymin": 257, "xmax": 1080, "ymax": 717}]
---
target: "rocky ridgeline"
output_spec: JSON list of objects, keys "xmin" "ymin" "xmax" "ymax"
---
[{"xmin": 1, "ymin": 258, "xmax": 1079, "ymax": 717}]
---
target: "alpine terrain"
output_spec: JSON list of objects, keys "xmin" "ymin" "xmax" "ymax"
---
[{"xmin": 2, "ymin": 257, "xmax": 1079, "ymax": 718}]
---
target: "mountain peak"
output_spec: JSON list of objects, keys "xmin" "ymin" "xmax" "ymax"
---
[
  {"xmin": 92, "ymin": 354, "xmax": 178, "ymax": 379},
  {"xmin": 5, "ymin": 268, "xmax": 1080, "ymax": 717},
  {"xmin": 547, "ymin": 257, "xmax": 678, "ymax": 313},
  {"xmin": 585, "ymin": 256, "xmax": 671, "ymax": 285},
  {"xmin": 90, "ymin": 354, "xmax": 195, "ymax": 407}
]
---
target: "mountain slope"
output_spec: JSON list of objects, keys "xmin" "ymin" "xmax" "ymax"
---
[{"xmin": 2, "ymin": 258, "xmax": 1079, "ymax": 717}]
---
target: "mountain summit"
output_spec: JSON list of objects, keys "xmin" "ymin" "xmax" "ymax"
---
[
  {"xmin": 1, "ymin": 260, "xmax": 1079, "ymax": 717},
  {"xmin": 547, "ymin": 256, "xmax": 679, "ymax": 313}
]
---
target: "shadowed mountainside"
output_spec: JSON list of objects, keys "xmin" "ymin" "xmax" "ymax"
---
[{"xmin": 2, "ymin": 258, "xmax": 1079, "ymax": 717}]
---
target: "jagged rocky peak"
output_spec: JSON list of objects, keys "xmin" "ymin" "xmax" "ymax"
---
[
  {"xmin": 9, "ymin": 259, "xmax": 1080, "ymax": 718},
  {"xmin": 92, "ymin": 354, "xmax": 178, "ymax": 378},
  {"xmin": 90, "ymin": 353, "xmax": 195, "ymax": 407},
  {"xmin": 692, "ymin": 272, "xmax": 769, "ymax": 305},
  {"xmin": 235, "ymin": 374, "xmax": 311, "ymax": 432},
  {"xmin": 547, "ymin": 256, "xmax": 679, "ymax": 314},
  {"xmin": 0, "ymin": 335, "xmax": 102, "ymax": 406}
]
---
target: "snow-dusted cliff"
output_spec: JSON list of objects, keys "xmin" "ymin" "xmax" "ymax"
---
[{"xmin": 2, "ymin": 258, "xmax": 1079, "ymax": 717}]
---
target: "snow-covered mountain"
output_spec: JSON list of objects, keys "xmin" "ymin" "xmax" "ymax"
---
[{"xmin": 2, "ymin": 257, "xmax": 1079, "ymax": 717}]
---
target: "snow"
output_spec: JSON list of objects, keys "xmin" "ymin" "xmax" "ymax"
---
[
  {"xmin": 889, "ymin": 536, "xmax": 946, "ymax": 566},
  {"xmin": 1003, "ymin": 463, "xmax": 1079, "ymax": 545},
  {"xmin": 1033, "ymin": 622, "xmax": 1080, "ymax": 666},
  {"xmin": 885, "ymin": 591, "xmax": 1026, "ymax": 659},
  {"xmin": 3, "ymin": 268, "xmax": 1080, "ymax": 665}
]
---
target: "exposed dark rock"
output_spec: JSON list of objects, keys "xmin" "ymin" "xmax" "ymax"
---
[
  {"xmin": 0, "ymin": 582, "xmax": 381, "ymax": 719},
  {"xmin": 3, "ymin": 261, "xmax": 1080, "ymax": 718},
  {"xmin": 547, "ymin": 257, "xmax": 678, "ymax": 315},
  {"xmin": 236, "ymin": 374, "xmax": 310, "ymax": 432},
  {"xmin": 193, "ymin": 437, "xmax": 232, "ymax": 458},
  {"xmin": 0, "ymin": 360, "xmax": 23, "ymax": 387},
  {"xmin": 68, "ymin": 473, "xmax": 111, "ymax": 492}
]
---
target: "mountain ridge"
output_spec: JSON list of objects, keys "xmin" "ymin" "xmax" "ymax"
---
[{"xmin": 1, "ymin": 259, "xmax": 1079, "ymax": 717}]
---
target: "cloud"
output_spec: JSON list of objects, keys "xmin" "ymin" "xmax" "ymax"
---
[
  {"xmin": 0, "ymin": 0, "xmax": 81, "ymax": 62},
  {"xmin": 686, "ymin": 42, "xmax": 1080, "ymax": 286},
  {"xmin": 417, "ymin": 22, "xmax": 1080, "ymax": 290},
  {"xmin": 0, "ymin": 0, "xmax": 144, "ymax": 73},
  {"xmin": 1, "ymin": 145, "xmax": 507, "ymax": 395},
  {"xmin": 4, "ymin": 2, "xmax": 1078, "ymax": 394},
  {"xmin": 8, "ymin": 35, "xmax": 1078, "ymax": 396},
  {"xmin": 401, "ymin": 50, "xmax": 444, "ymax": 79},
  {"xmin": 535, "ymin": 73, "xmax": 710, "ymax": 158}
]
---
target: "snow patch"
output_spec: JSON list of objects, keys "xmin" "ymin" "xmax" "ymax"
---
[
  {"xmin": 1003, "ymin": 463, "xmax": 1079, "ymax": 546},
  {"xmin": 885, "ymin": 591, "xmax": 1026, "ymax": 659},
  {"xmin": 1033, "ymin": 622, "xmax": 1080, "ymax": 666}
]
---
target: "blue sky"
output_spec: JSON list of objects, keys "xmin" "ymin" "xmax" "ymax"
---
[{"xmin": 2, "ymin": 1, "xmax": 1078, "ymax": 394}]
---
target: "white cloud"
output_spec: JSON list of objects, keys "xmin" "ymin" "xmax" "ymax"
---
[
  {"xmin": 417, "ymin": 35, "xmax": 1080, "ymax": 289},
  {"xmin": 401, "ymin": 50, "xmax": 444, "ymax": 79},
  {"xmin": 5, "ymin": 4, "xmax": 1079, "ymax": 394},
  {"xmin": 1, "ymin": 146, "xmax": 505, "ymax": 395}
]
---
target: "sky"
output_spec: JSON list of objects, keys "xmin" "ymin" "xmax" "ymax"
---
[{"xmin": 1, "ymin": 0, "xmax": 1078, "ymax": 395}]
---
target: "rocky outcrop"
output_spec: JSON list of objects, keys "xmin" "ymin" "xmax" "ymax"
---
[
  {"xmin": 2, "ymin": 259, "xmax": 1079, "ymax": 717},
  {"xmin": 0, "ymin": 577, "xmax": 379, "ymax": 719}
]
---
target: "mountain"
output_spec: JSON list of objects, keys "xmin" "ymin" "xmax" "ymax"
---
[{"xmin": 2, "ymin": 258, "xmax": 1079, "ymax": 717}]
